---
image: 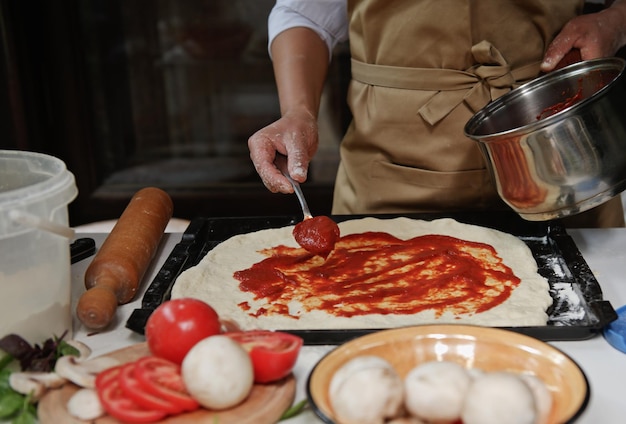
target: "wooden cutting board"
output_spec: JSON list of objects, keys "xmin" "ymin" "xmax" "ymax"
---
[{"xmin": 38, "ymin": 342, "xmax": 296, "ymax": 424}]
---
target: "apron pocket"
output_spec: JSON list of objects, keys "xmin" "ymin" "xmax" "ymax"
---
[{"xmin": 369, "ymin": 159, "xmax": 500, "ymax": 210}]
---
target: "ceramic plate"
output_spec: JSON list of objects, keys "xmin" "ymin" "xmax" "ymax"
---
[{"xmin": 307, "ymin": 324, "xmax": 589, "ymax": 424}]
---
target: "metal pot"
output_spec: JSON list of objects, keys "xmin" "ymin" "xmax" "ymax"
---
[{"xmin": 464, "ymin": 57, "xmax": 626, "ymax": 221}]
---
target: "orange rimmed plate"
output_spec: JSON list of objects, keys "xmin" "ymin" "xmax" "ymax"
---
[{"xmin": 307, "ymin": 324, "xmax": 589, "ymax": 424}]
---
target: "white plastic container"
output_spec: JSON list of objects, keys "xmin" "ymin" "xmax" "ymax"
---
[{"xmin": 0, "ymin": 150, "xmax": 78, "ymax": 343}]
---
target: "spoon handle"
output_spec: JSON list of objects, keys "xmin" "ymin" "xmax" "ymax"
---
[{"xmin": 275, "ymin": 154, "xmax": 313, "ymax": 220}]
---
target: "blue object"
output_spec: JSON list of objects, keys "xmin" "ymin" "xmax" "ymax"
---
[{"xmin": 603, "ymin": 304, "xmax": 626, "ymax": 353}]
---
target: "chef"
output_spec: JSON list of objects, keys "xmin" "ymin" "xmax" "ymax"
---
[{"xmin": 248, "ymin": 0, "xmax": 626, "ymax": 227}]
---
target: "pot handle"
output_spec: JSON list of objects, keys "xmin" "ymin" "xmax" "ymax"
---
[{"xmin": 8, "ymin": 209, "xmax": 75, "ymax": 239}]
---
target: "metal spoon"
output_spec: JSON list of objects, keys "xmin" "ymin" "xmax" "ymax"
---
[
  {"xmin": 275, "ymin": 154, "xmax": 313, "ymax": 220},
  {"xmin": 275, "ymin": 154, "xmax": 340, "ymax": 257}
]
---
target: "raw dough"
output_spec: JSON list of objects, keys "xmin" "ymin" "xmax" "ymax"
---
[{"xmin": 171, "ymin": 218, "xmax": 552, "ymax": 329}]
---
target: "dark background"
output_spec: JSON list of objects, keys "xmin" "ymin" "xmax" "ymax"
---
[
  {"xmin": 0, "ymin": 0, "xmax": 351, "ymax": 225},
  {"xmin": 1, "ymin": 1, "xmax": 622, "ymax": 226}
]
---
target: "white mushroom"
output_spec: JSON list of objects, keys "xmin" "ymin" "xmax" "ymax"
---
[
  {"xmin": 461, "ymin": 371, "xmax": 537, "ymax": 424},
  {"xmin": 7, "ymin": 340, "xmax": 99, "ymax": 402},
  {"xmin": 67, "ymin": 388, "xmax": 106, "ymax": 421},
  {"xmin": 182, "ymin": 335, "xmax": 254, "ymax": 410},
  {"xmin": 404, "ymin": 360, "xmax": 471, "ymax": 423},
  {"xmin": 520, "ymin": 374, "xmax": 552, "ymax": 424},
  {"xmin": 9, "ymin": 373, "xmax": 47, "ymax": 401},
  {"xmin": 54, "ymin": 355, "xmax": 120, "ymax": 388},
  {"xmin": 23, "ymin": 371, "xmax": 66, "ymax": 389},
  {"xmin": 65, "ymin": 339, "xmax": 92, "ymax": 360},
  {"xmin": 329, "ymin": 355, "xmax": 404, "ymax": 424},
  {"xmin": 9, "ymin": 371, "xmax": 67, "ymax": 401}
]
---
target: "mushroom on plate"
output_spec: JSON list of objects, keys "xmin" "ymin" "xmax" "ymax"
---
[
  {"xmin": 403, "ymin": 360, "xmax": 472, "ymax": 423},
  {"xmin": 461, "ymin": 371, "xmax": 537, "ymax": 424},
  {"xmin": 329, "ymin": 355, "xmax": 404, "ymax": 424}
]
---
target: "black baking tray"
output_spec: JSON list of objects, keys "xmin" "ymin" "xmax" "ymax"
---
[{"xmin": 126, "ymin": 211, "xmax": 618, "ymax": 344}]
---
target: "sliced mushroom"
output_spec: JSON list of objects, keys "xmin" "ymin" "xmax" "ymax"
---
[
  {"xmin": 54, "ymin": 355, "xmax": 120, "ymax": 389},
  {"xmin": 9, "ymin": 373, "xmax": 46, "ymax": 401},
  {"xmin": 24, "ymin": 371, "xmax": 67, "ymax": 389},
  {"xmin": 65, "ymin": 339, "xmax": 92, "ymax": 360},
  {"xmin": 67, "ymin": 388, "xmax": 106, "ymax": 421}
]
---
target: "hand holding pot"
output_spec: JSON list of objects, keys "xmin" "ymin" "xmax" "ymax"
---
[{"xmin": 541, "ymin": 2, "xmax": 626, "ymax": 72}]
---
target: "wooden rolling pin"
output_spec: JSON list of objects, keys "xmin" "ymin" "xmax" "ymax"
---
[{"xmin": 77, "ymin": 187, "xmax": 174, "ymax": 329}]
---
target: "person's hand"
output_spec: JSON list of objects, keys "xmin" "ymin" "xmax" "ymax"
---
[
  {"xmin": 541, "ymin": 4, "xmax": 626, "ymax": 72},
  {"xmin": 248, "ymin": 110, "xmax": 319, "ymax": 193}
]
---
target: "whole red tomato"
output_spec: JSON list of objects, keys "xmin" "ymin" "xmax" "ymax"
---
[{"xmin": 145, "ymin": 298, "xmax": 221, "ymax": 364}]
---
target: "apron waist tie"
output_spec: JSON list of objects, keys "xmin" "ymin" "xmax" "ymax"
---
[{"xmin": 350, "ymin": 40, "xmax": 541, "ymax": 125}]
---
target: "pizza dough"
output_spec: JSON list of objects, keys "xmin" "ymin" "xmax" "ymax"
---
[{"xmin": 171, "ymin": 218, "xmax": 552, "ymax": 329}]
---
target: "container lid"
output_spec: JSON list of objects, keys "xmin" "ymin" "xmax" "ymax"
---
[
  {"xmin": 0, "ymin": 150, "xmax": 78, "ymax": 238},
  {"xmin": 603, "ymin": 304, "xmax": 626, "ymax": 354}
]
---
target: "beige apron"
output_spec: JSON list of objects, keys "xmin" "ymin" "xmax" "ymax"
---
[{"xmin": 332, "ymin": 0, "xmax": 624, "ymax": 227}]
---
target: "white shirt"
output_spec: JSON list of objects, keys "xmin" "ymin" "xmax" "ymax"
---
[
  {"xmin": 268, "ymin": 1, "xmax": 612, "ymax": 60},
  {"xmin": 267, "ymin": 0, "xmax": 349, "ymax": 59}
]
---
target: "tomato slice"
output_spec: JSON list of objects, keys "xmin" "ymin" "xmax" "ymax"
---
[
  {"xmin": 226, "ymin": 330, "xmax": 303, "ymax": 383},
  {"xmin": 118, "ymin": 362, "xmax": 183, "ymax": 414},
  {"xmin": 133, "ymin": 356, "xmax": 199, "ymax": 412},
  {"xmin": 96, "ymin": 365, "xmax": 167, "ymax": 423},
  {"xmin": 95, "ymin": 364, "xmax": 123, "ymax": 391}
]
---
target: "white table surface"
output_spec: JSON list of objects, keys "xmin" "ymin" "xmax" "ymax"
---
[{"xmin": 70, "ymin": 228, "xmax": 626, "ymax": 423}]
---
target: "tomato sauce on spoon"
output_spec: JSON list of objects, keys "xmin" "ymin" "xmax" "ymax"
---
[{"xmin": 292, "ymin": 216, "xmax": 340, "ymax": 258}]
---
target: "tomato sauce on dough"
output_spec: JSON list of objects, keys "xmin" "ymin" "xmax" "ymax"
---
[{"xmin": 234, "ymin": 232, "xmax": 521, "ymax": 320}]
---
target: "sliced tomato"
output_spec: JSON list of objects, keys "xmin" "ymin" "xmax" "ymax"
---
[
  {"xmin": 95, "ymin": 364, "xmax": 123, "ymax": 391},
  {"xmin": 118, "ymin": 362, "xmax": 183, "ymax": 414},
  {"xmin": 96, "ymin": 365, "xmax": 167, "ymax": 423},
  {"xmin": 226, "ymin": 330, "xmax": 303, "ymax": 383},
  {"xmin": 133, "ymin": 356, "xmax": 199, "ymax": 412}
]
